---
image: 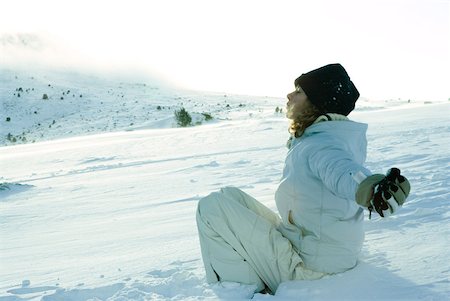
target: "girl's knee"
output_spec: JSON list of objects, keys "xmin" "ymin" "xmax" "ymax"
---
[
  {"xmin": 197, "ymin": 191, "xmax": 223, "ymax": 217},
  {"xmin": 220, "ymin": 186, "xmax": 247, "ymax": 199}
]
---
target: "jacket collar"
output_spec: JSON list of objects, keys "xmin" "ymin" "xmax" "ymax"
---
[{"xmin": 313, "ymin": 113, "xmax": 349, "ymax": 124}]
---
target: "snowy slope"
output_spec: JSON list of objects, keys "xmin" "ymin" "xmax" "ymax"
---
[
  {"xmin": 0, "ymin": 68, "xmax": 282, "ymax": 146},
  {"xmin": 1, "ymin": 69, "xmax": 450, "ymax": 300}
]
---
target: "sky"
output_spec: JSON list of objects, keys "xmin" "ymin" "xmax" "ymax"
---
[{"xmin": 1, "ymin": 0, "xmax": 449, "ymax": 101}]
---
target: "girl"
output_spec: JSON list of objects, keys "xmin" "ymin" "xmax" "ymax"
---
[{"xmin": 196, "ymin": 63, "xmax": 410, "ymax": 294}]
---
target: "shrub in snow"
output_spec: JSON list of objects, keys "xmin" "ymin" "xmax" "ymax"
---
[
  {"xmin": 174, "ymin": 107, "xmax": 192, "ymax": 127},
  {"xmin": 43, "ymin": 94, "xmax": 48, "ymax": 100},
  {"xmin": 0, "ymin": 183, "xmax": 10, "ymax": 191},
  {"xmin": 202, "ymin": 112, "xmax": 213, "ymax": 121},
  {"xmin": 6, "ymin": 132, "xmax": 28, "ymax": 143},
  {"xmin": 6, "ymin": 117, "xmax": 11, "ymax": 122},
  {"xmin": 6, "ymin": 133, "xmax": 17, "ymax": 143}
]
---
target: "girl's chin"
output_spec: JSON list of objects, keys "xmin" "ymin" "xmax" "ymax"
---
[{"xmin": 286, "ymin": 111, "xmax": 294, "ymax": 119}]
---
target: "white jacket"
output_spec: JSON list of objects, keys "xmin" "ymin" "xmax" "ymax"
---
[{"xmin": 275, "ymin": 119, "xmax": 371, "ymax": 274}]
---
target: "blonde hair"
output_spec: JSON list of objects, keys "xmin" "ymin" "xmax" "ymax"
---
[{"xmin": 289, "ymin": 99, "xmax": 322, "ymax": 138}]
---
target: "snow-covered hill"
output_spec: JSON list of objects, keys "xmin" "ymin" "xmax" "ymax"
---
[
  {"xmin": 1, "ymin": 68, "xmax": 287, "ymax": 146},
  {"xmin": 1, "ymin": 68, "xmax": 449, "ymax": 300}
]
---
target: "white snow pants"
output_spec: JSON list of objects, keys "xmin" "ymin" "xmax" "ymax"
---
[{"xmin": 196, "ymin": 187, "xmax": 325, "ymax": 293}]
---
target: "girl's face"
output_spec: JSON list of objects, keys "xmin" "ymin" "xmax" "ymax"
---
[{"xmin": 286, "ymin": 86, "xmax": 309, "ymax": 119}]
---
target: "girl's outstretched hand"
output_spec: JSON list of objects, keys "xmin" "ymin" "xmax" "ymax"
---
[{"xmin": 356, "ymin": 168, "xmax": 411, "ymax": 218}]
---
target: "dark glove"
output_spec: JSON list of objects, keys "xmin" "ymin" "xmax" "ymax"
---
[{"xmin": 356, "ymin": 168, "xmax": 411, "ymax": 218}]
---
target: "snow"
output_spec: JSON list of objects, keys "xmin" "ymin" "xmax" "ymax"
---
[{"xmin": 1, "ymin": 68, "xmax": 449, "ymax": 300}]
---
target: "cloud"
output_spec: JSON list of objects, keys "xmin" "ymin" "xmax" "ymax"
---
[{"xmin": 0, "ymin": 31, "xmax": 166, "ymax": 86}]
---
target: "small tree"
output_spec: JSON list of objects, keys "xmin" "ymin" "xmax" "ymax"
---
[
  {"xmin": 202, "ymin": 112, "xmax": 213, "ymax": 121},
  {"xmin": 174, "ymin": 107, "xmax": 192, "ymax": 127}
]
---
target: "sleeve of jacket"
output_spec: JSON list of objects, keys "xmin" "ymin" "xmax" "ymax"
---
[{"xmin": 304, "ymin": 143, "xmax": 372, "ymax": 201}]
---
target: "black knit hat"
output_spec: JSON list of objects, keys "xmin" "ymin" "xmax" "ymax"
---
[{"xmin": 294, "ymin": 64, "xmax": 359, "ymax": 116}]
